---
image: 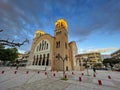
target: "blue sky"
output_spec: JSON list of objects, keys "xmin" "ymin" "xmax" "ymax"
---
[{"xmin": 0, "ymin": 0, "xmax": 120, "ymax": 54}]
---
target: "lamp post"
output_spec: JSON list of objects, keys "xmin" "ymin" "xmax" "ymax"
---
[{"xmin": 56, "ymin": 54, "xmax": 68, "ymax": 77}]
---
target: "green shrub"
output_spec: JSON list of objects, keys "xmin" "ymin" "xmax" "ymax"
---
[{"xmin": 61, "ymin": 77, "xmax": 68, "ymax": 81}]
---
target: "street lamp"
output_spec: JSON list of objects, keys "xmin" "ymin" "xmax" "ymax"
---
[{"xmin": 56, "ymin": 53, "xmax": 68, "ymax": 77}]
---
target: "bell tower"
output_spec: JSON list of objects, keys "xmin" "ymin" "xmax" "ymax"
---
[{"xmin": 54, "ymin": 19, "xmax": 69, "ymax": 71}]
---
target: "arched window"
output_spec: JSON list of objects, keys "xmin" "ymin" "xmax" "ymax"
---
[
  {"xmin": 42, "ymin": 54, "xmax": 45, "ymax": 65},
  {"xmin": 39, "ymin": 55, "xmax": 42, "ymax": 65},
  {"xmin": 46, "ymin": 53, "xmax": 49, "ymax": 66},
  {"xmin": 46, "ymin": 43, "xmax": 48, "ymax": 49},
  {"xmin": 42, "ymin": 40, "xmax": 44, "ymax": 50},
  {"xmin": 32, "ymin": 55, "xmax": 36, "ymax": 65},
  {"xmin": 59, "ymin": 41, "xmax": 60, "ymax": 47},
  {"xmin": 35, "ymin": 55, "xmax": 38, "ymax": 65},
  {"xmin": 44, "ymin": 41, "xmax": 46, "ymax": 50}
]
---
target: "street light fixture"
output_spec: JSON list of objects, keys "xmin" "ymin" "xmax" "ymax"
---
[{"xmin": 56, "ymin": 53, "xmax": 68, "ymax": 77}]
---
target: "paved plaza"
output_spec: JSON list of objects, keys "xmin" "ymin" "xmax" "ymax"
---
[{"xmin": 0, "ymin": 67, "xmax": 120, "ymax": 90}]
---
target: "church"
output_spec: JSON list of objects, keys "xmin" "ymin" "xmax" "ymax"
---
[{"xmin": 27, "ymin": 19, "xmax": 78, "ymax": 71}]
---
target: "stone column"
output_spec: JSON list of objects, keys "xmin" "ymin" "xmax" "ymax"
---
[{"xmin": 37, "ymin": 55, "xmax": 39, "ymax": 65}]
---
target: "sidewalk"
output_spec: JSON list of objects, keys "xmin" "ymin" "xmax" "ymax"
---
[{"xmin": 0, "ymin": 67, "xmax": 120, "ymax": 90}]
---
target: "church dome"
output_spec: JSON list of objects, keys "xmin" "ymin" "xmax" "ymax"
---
[
  {"xmin": 55, "ymin": 18, "xmax": 68, "ymax": 30},
  {"xmin": 34, "ymin": 30, "xmax": 45, "ymax": 38}
]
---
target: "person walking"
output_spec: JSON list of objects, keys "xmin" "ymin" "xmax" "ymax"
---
[{"xmin": 93, "ymin": 67, "xmax": 96, "ymax": 73}]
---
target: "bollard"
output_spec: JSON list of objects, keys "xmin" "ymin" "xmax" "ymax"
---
[
  {"xmin": 82, "ymin": 73, "xmax": 84, "ymax": 76},
  {"xmin": 108, "ymin": 75, "xmax": 111, "ymax": 79},
  {"xmin": 45, "ymin": 72, "xmax": 47, "ymax": 75},
  {"xmin": 1, "ymin": 70, "xmax": 5, "ymax": 74},
  {"xmin": 98, "ymin": 80, "xmax": 102, "ymax": 85},
  {"xmin": 93, "ymin": 74, "xmax": 96, "ymax": 77},
  {"xmin": 38, "ymin": 71, "xmax": 40, "ymax": 74},
  {"xmin": 26, "ymin": 71, "xmax": 29, "ymax": 74},
  {"xmin": 53, "ymin": 73, "xmax": 56, "ymax": 77},
  {"xmin": 14, "ymin": 71, "xmax": 17, "ymax": 74},
  {"xmin": 64, "ymin": 74, "xmax": 67, "ymax": 79},
  {"xmin": 72, "ymin": 72, "xmax": 74, "ymax": 75},
  {"xmin": 79, "ymin": 77, "xmax": 82, "ymax": 81}
]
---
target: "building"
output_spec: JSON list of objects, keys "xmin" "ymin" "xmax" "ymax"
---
[
  {"xmin": 17, "ymin": 51, "xmax": 30, "ymax": 66},
  {"xmin": 101, "ymin": 54, "xmax": 111, "ymax": 61},
  {"xmin": 75, "ymin": 52, "xmax": 102, "ymax": 69},
  {"xmin": 111, "ymin": 49, "xmax": 120, "ymax": 59},
  {"xmin": 27, "ymin": 19, "xmax": 78, "ymax": 71}
]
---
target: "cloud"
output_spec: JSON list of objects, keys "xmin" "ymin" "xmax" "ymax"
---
[
  {"xmin": 0, "ymin": 0, "xmax": 120, "ymax": 52},
  {"xmin": 68, "ymin": 0, "xmax": 120, "ymax": 42}
]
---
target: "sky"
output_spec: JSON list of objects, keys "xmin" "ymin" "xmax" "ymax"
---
[{"xmin": 0, "ymin": 0, "xmax": 120, "ymax": 54}]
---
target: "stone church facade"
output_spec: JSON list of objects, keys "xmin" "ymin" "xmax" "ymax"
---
[{"xmin": 27, "ymin": 19, "xmax": 78, "ymax": 71}]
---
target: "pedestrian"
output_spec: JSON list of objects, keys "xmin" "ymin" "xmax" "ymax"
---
[
  {"xmin": 93, "ymin": 67, "xmax": 96, "ymax": 73},
  {"xmin": 16, "ymin": 64, "xmax": 19, "ymax": 70}
]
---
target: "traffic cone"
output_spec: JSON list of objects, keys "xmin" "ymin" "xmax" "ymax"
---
[
  {"xmin": 79, "ymin": 77, "xmax": 82, "ymax": 81},
  {"xmin": 98, "ymin": 80, "xmax": 102, "ymax": 85},
  {"xmin": 93, "ymin": 73, "xmax": 96, "ymax": 77},
  {"xmin": 1, "ymin": 70, "xmax": 4, "ymax": 74},
  {"xmin": 53, "ymin": 73, "xmax": 56, "ymax": 77},
  {"xmin": 38, "ymin": 71, "xmax": 40, "ymax": 74},
  {"xmin": 64, "ymin": 74, "xmax": 67, "ymax": 79},
  {"xmin": 26, "ymin": 71, "xmax": 29, "ymax": 74},
  {"xmin": 14, "ymin": 71, "xmax": 17, "ymax": 74},
  {"xmin": 45, "ymin": 72, "xmax": 47, "ymax": 75},
  {"xmin": 108, "ymin": 75, "xmax": 111, "ymax": 79},
  {"xmin": 72, "ymin": 72, "xmax": 74, "ymax": 75}
]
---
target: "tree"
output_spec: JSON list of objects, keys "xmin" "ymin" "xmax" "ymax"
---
[
  {"xmin": 103, "ymin": 58, "xmax": 120, "ymax": 67},
  {"xmin": 0, "ymin": 45, "xmax": 18, "ymax": 65},
  {"xmin": 0, "ymin": 29, "xmax": 29, "ymax": 65},
  {"xmin": 7, "ymin": 48, "xmax": 18, "ymax": 63},
  {"xmin": 0, "ymin": 30, "xmax": 29, "ymax": 47},
  {"xmin": 0, "ymin": 45, "xmax": 6, "ymax": 61},
  {"xmin": 93, "ymin": 63, "xmax": 102, "ymax": 68}
]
